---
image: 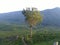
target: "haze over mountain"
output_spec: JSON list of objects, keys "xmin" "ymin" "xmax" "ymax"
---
[
  {"xmin": 0, "ymin": 11, "xmax": 25, "ymax": 24},
  {"xmin": 41, "ymin": 7, "xmax": 60, "ymax": 26},
  {"xmin": 0, "ymin": 7, "xmax": 60, "ymax": 26}
]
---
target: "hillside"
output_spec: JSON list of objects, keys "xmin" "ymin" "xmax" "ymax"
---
[
  {"xmin": 0, "ymin": 7, "xmax": 60, "ymax": 26},
  {"xmin": 0, "ymin": 7, "xmax": 60, "ymax": 45},
  {"xmin": 41, "ymin": 7, "xmax": 60, "ymax": 26},
  {"xmin": 0, "ymin": 11, "xmax": 25, "ymax": 24}
]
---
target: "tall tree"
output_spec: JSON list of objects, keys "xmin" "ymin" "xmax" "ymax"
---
[{"xmin": 22, "ymin": 7, "xmax": 42, "ymax": 38}]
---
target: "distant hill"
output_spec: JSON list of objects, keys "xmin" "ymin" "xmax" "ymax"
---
[
  {"xmin": 41, "ymin": 7, "xmax": 60, "ymax": 26},
  {"xmin": 0, "ymin": 11, "xmax": 25, "ymax": 24},
  {"xmin": 0, "ymin": 7, "xmax": 60, "ymax": 26}
]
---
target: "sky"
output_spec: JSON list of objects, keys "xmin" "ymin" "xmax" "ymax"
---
[{"xmin": 0, "ymin": 0, "xmax": 60, "ymax": 13}]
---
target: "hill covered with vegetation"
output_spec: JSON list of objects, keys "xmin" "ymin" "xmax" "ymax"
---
[{"xmin": 0, "ymin": 7, "xmax": 60, "ymax": 45}]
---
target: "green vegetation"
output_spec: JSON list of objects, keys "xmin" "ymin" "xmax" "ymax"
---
[
  {"xmin": 0, "ymin": 24, "xmax": 59, "ymax": 45},
  {"xmin": 0, "ymin": 7, "xmax": 60, "ymax": 45},
  {"xmin": 22, "ymin": 8, "xmax": 42, "ymax": 38}
]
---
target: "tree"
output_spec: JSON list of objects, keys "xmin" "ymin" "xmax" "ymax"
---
[{"xmin": 22, "ymin": 7, "xmax": 42, "ymax": 38}]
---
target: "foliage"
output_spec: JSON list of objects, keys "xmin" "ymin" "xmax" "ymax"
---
[
  {"xmin": 0, "ymin": 24, "xmax": 59, "ymax": 45},
  {"xmin": 22, "ymin": 8, "xmax": 42, "ymax": 27},
  {"xmin": 22, "ymin": 7, "xmax": 43, "ymax": 38}
]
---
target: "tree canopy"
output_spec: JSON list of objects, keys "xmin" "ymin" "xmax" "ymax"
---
[{"xmin": 22, "ymin": 8, "xmax": 42, "ymax": 27}]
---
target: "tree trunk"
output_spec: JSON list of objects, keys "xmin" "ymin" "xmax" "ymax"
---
[
  {"xmin": 22, "ymin": 36, "xmax": 27, "ymax": 45},
  {"xmin": 30, "ymin": 27, "xmax": 32, "ymax": 38}
]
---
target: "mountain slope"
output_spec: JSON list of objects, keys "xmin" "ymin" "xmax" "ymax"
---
[
  {"xmin": 0, "ymin": 11, "xmax": 25, "ymax": 24},
  {"xmin": 0, "ymin": 7, "xmax": 60, "ymax": 26},
  {"xmin": 41, "ymin": 7, "xmax": 60, "ymax": 26}
]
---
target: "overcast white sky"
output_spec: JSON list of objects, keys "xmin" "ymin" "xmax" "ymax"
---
[{"xmin": 0, "ymin": 0, "xmax": 60, "ymax": 13}]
